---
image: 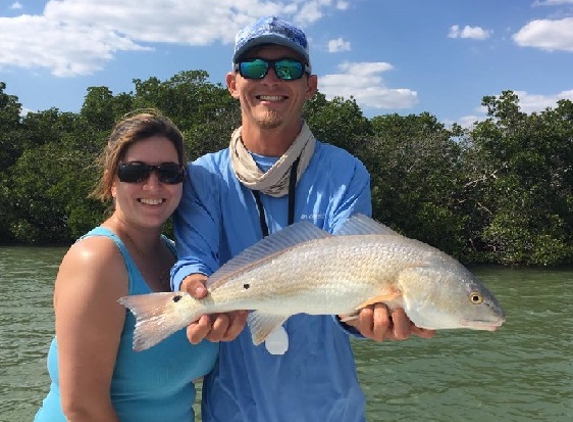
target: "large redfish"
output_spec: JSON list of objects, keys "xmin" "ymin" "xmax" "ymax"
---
[{"xmin": 119, "ymin": 214, "xmax": 505, "ymax": 351}]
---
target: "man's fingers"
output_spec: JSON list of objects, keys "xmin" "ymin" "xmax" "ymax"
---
[
  {"xmin": 187, "ymin": 314, "xmax": 212, "ymax": 344},
  {"xmin": 204, "ymin": 311, "xmax": 248, "ymax": 342},
  {"xmin": 371, "ymin": 303, "xmax": 391, "ymax": 342},
  {"xmin": 205, "ymin": 314, "xmax": 231, "ymax": 342},
  {"xmin": 180, "ymin": 275, "xmax": 247, "ymax": 344},
  {"xmin": 181, "ymin": 274, "xmax": 208, "ymax": 299},
  {"xmin": 343, "ymin": 303, "xmax": 436, "ymax": 343},
  {"xmin": 357, "ymin": 306, "xmax": 374, "ymax": 338},
  {"xmin": 411, "ymin": 325, "xmax": 436, "ymax": 339},
  {"xmin": 222, "ymin": 311, "xmax": 248, "ymax": 341},
  {"xmin": 389, "ymin": 307, "xmax": 410, "ymax": 340}
]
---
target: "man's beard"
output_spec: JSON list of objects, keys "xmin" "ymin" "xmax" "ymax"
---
[{"xmin": 256, "ymin": 109, "xmax": 282, "ymax": 130}]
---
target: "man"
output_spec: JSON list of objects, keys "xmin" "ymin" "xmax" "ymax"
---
[{"xmin": 171, "ymin": 15, "xmax": 434, "ymax": 422}]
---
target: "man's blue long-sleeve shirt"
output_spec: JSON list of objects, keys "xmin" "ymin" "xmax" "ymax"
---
[{"xmin": 172, "ymin": 141, "xmax": 372, "ymax": 422}]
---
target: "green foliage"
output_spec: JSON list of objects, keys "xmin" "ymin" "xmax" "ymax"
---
[
  {"xmin": 81, "ymin": 86, "xmax": 117, "ymax": 131},
  {"xmin": 365, "ymin": 112, "xmax": 466, "ymax": 256},
  {"xmin": 305, "ymin": 92, "xmax": 373, "ymax": 152},
  {"xmin": 0, "ymin": 82, "xmax": 24, "ymax": 170},
  {"xmin": 1, "ymin": 76, "xmax": 572, "ymax": 266},
  {"xmin": 0, "ymin": 83, "xmax": 24, "ymax": 242},
  {"xmin": 7, "ymin": 143, "xmax": 72, "ymax": 243},
  {"xmin": 482, "ymin": 210, "xmax": 570, "ymax": 266},
  {"xmin": 4, "ymin": 108, "xmax": 103, "ymax": 244},
  {"xmin": 130, "ymin": 71, "xmax": 241, "ymax": 160},
  {"xmin": 460, "ymin": 91, "xmax": 573, "ymax": 265}
]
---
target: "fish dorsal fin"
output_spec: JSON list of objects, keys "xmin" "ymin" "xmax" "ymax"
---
[
  {"xmin": 207, "ymin": 221, "xmax": 330, "ymax": 289},
  {"xmin": 334, "ymin": 213, "xmax": 400, "ymax": 236}
]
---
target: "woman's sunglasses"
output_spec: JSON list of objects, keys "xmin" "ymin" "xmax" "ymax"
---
[
  {"xmin": 234, "ymin": 58, "xmax": 310, "ymax": 81},
  {"xmin": 117, "ymin": 161, "xmax": 185, "ymax": 184}
]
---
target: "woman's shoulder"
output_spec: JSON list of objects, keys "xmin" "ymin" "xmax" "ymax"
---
[
  {"xmin": 66, "ymin": 231, "xmax": 123, "ymax": 266},
  {"xmin": 56, "ymin": 233, "xmax": 129, "ymax": 296}
]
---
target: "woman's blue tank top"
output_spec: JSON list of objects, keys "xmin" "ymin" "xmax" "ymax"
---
[{"xmin": 34, "ymin": 227, "xmax": 218, "ymax": 422}]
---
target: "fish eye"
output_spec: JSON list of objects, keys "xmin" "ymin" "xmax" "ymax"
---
[{"xmin": 469, "ymin": 292, "xmax": 483, "ymax": 304}]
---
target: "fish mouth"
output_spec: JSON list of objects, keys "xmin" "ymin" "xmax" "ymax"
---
[{"xmin": 461, "ymin": 318, "xmax": 505, "ymax": 331}]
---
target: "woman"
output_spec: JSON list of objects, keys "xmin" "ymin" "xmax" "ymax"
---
[{"xmin": 35, "ymin": 111, "xmax": 218, "ymax": 422}]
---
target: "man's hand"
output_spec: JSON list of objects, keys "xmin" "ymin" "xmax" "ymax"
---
[
  {"xmin": 341, "ymin": 303, "xmax": 436, "ymax": 342},
  {"xmin": 181, "ymin": 274, "xmax": 248, "ymax": 344}
]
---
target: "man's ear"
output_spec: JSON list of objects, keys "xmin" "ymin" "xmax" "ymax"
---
[
  {"xmin": 305, "ymin": 74, "xmax": 318, "ymax": 100},
  {"xmin": 226, "ymin": 72, "xmax": 240, "ymax": 99}
]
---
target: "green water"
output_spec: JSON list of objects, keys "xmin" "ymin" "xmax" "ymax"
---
[{"xmin": 0, "ymin": 247, "xmax": 571, "ymax": 421}]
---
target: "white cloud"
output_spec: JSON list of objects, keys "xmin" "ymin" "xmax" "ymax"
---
[
  {"xmin": 0, "ymin": 0, "xmax": 344, "ymax": 77},
  {"xmin": 459, "ymin": 115, "xmax": 486, "ymax": 128},
  {"xmin": 9, "ymin": 2, "xmax": 23, "ymax": 10},
  {"xmin": 319, "ymin": 61, "xmax": 418, "ymax": 109},
  {"xmin": 448, "ymin": 25, "xmax": 492, "ymax": 40},
  {"xmin": 0, "ymin": 14, "xmax": 150, "ymax": 77},
  {"xmin": 443, "ymin": 114, "xmax": 487, "ymax": 130},
  {"xmin": 20, "ymin": 107, "xmax": 33, "ymax": 117},
  {"xmin": 533, "ymin": 0, "xmax": 573, "ymax": 6},
  {"xmin": 450, "ymin": 90, "xmax": 573, "ymax": 128},
  {"xmin": 512, "ymin": 18, "xmax": 573, "ymax": 51},
  {"xmin": 327, "ymin": 37, "xmax": 351, "ymax": 53},
  {"xmin": 513, "ymin": 89, "xmax": 573, "ymax": 113}
]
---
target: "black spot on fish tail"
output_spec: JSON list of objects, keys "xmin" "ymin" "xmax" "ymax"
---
[
  {"xmin": 172, "ymin": 295, "xmax": 183, "ymax": 302},
  {"xmin": 243, "ymin": 284, "xmax": 250, "ymax": 289}
]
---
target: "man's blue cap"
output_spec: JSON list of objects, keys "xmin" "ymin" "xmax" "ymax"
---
[{"xmin": 233, "ymin": 16, "xmax": 311, "ymax": 67}]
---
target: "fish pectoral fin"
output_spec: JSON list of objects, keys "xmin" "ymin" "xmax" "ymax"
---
[
  {"xmin": 355, "ymin": 291, "xmax": 402, "ymax": 310},
  {"xmin": 247, "ymin": 312, "xmax": 289, "ymax": 345}
]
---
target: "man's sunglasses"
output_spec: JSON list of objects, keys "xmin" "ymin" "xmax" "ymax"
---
[
  {"xmin": 234, "ymin": 58, "xmax": 310, "ymax": 81},
  {"xmin": 117, "ymin": 161, "xmax": 185, "ymax": 184}
]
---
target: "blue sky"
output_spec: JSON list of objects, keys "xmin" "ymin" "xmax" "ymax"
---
[{"xmin": 1, "ymin": 0, "xmax": 572, "ymax": 127}]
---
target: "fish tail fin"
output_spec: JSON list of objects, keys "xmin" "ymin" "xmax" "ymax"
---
[{"xmin": 118, "ymin": 292, "xmax": 197, "ymax": 351}]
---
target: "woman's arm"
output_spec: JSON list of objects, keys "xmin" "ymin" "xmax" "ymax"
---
[{"xmin": 54, "ymin": 236, "xmax": 127, "ymax": 422}]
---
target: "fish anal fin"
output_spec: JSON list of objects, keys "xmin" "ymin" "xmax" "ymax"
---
[{"xmin": 247, "ymin": 312, "xmax": 289, "ymax": 345}]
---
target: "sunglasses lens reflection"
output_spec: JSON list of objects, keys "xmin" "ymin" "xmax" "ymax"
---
[{"xmin": 238, "ymin": 58, "xmax": 306, "ymax": 80}]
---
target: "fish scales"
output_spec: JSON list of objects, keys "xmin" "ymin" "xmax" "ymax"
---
[{"xmin": 206, "ymin": 237, "xmax": 393, "ymax": 315}]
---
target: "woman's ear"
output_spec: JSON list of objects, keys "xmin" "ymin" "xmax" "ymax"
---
[{"xmin": 105, "ymin": 169, "xmax": 117, "ymax": 198}]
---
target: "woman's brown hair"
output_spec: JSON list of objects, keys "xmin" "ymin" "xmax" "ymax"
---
[{"xmin": 90, "ymin": 109, "xmax": 186, "ymax": 201}]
